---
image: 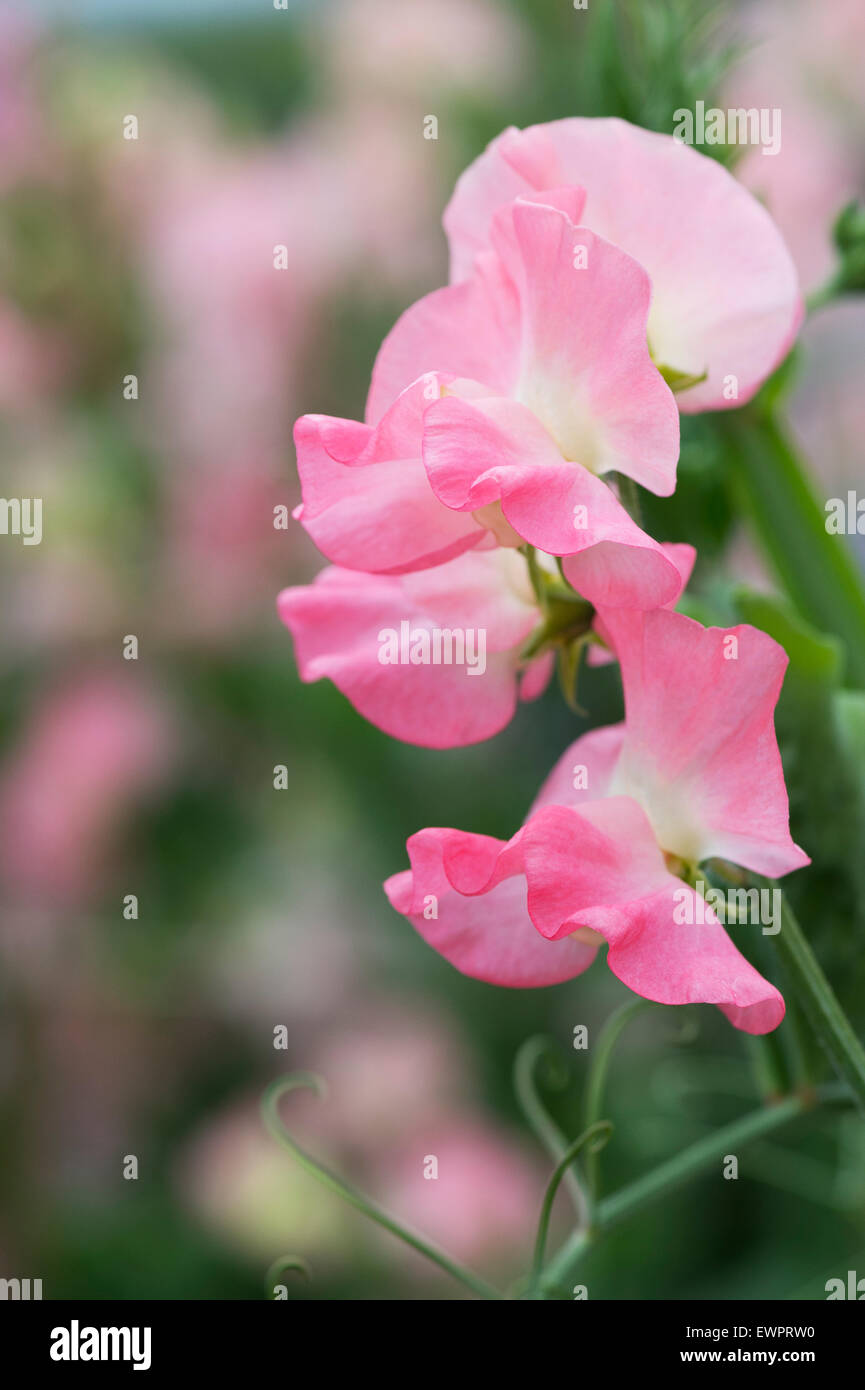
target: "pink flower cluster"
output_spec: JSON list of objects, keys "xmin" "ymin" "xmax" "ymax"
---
[{"xmin": 279, "ymin": 118, "xmax": 807, "ymax": 1033}]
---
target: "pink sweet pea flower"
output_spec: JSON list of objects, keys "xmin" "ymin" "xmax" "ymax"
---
[
  {"xmin": 294, "ymin": 197, "xmax": 682, "ymax": 611},
  {"xmin": 443, "ymin": 117, "xmax": 802, "ymax": 411},
  {"xmin": 359, "ymin": 196, "xmax": 683, "ymax": 609},
  {"xmin": 278, "ymin": 543, "xmax": 695, "ymax": 749},
  {"xmin": 385, "ymin": 608, "xmax": 809, "ymax": 1033},
  {"xmin": 278, "ymin": 548, "xmax": 554, "ymax": 748},
  {"xmin": 293, "ymin": 374, "xmax": 489, "ymax": 577}
]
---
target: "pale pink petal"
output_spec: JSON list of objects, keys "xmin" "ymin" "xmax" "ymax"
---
[
  {"xmin": 365, "ymin": 190, "xmax": 588, "ymax": 427},
  {"xmin": 400, "ymin": 547, "xmax": 538, "ymax": 644},
  {"xmin": 388, "ymin": 795, "xmax": 784, "ymax": 1029},
  {"xmin": 528, "ymin": 724, "xmax": 627, "ymax": 813},
  {"xmin": 562, "ymin": 536, "xmax": 682, "ymax": 611},
  {"xmin": 446, "ymin": 123, "xmax": 564, "ymax": 282},
  {"xmin": 520, "ymin": 803, "xmax": 784, "ymax": 1033},
  {"xmin": 444, "ymin": 117, "xmax": 802, "ymax": 410},
  {"xmin": 366, "ymin": 257, "xmax": 519, "ymax": 426},
  {"xmin": 370, "ymin": 200, "xmax": 678, "ymax": 500},
  {"xmin": 600, "ymin": 607, "xmax": 810, "ymax": 876},
  {"xmin": 488, "ymin": 202, "xmax": 679, "ymax": 493},
  {"xmin": 384, "ymin": 826, "xmax": 597, "ymax": 987},
  {"xmin": 422, "ymin": 392, "xmax": 682, "ymax": 608},
  {"xmin": 586, "ymin": 541, "xmax": 696, "ymax": 662},
  {"xmin": 606, "ymin": 881, "xmax": 786, "ymax": 1035},
  {"xmin": 277, "ymin": 552, "xmax": 540, "ymax": 748},
  {"xmin": 658, "ymin": 542, "xmax": 697, "ymax": 600},
  {"xmin": 294, "ymin": 377, "xmax": 484, "ymax": 574}
]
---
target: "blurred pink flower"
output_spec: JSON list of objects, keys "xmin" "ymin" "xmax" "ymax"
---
[
  {"xmin": 324, "ymin": 0, "xmax": 525, "ymax": 101},
  {"xmin": 375, "ymin": 1118, "xmax": 544, "ymax": 1275},
  {"xmin": 788, "ymin": 299, "xmax": 865, "ymax": 514},
  {"xmin": 0, "ymin": 671, "xmax": 175, "ymax": 905},
  {"xmin": 158, "ymin": 456, "xmax": 296, "ymax": 640},
  {"xmin": 0, "ymin": 301, "xmax": 71, "ymax": 411},
  {"xmin": 178, "ymin": 1100, "xmax": 358, "ymax": 1266},
  {"xmin": 178, "ymin": 1010, "xmax": 546, "ymax": 1286},
  {"xmin": 124, "ymin": 106, "xmax": 446, "ymax": 637},
  {"xmin": 721, "ymin": 1, "xmax": 865, "ymax": 508},
  {"xmin": 725, "ymin": 0, "xmax": 864, "ymax": 290},
  {"xmin": 0, "ymin": 5, "xmax": 50, "ymax": 188},
  {"xmin": 730, "ymin": 111, "xmax": 853, "ymax": 294},
  {"xmin": 138, "ymin": 121, "xmax": 440, "ymax": 476},
  {"xmin": 774, "ymin": 0, "xmax": 865, "ymax": 129},
  {"xmin": 178, "ymin": 1009, "xmax": 465, "ymax": 1267},
  {"xmin": 307, "ymin": 1007, "xmax": 467, "ymax": 1149},
  {"xmin": 292, "ymin": 104, "xmax": 443, "ymax": 288},
  {"xmin": 141, "ymin": 151, "xmax": 323, "ymax": 469}
]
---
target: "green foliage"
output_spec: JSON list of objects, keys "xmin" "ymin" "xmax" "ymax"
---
[
  {"xmin": 512, "ymin": 0, "xmax": 741, "ymax": 153},
  {"xmin": 733, "ymin": 590, "xmax": 865, "ymax": 1024},
  {"xmin": 831, "ymin": 201, "xmax": 865, "ymax": 295}
]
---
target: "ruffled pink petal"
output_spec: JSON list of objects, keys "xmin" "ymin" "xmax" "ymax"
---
[
  {"xmin": 366, "ymin": 256, "xmax": 519, "ymax": 426},
  {"xmin": 444, "ymin": 117, "xmax": 802, "ymax": 411},
  {"xmin": 365, "ymin": 187, "xmax": 588, "ymax": 426},
  {"xmin": 384, "ymin": 825, "xmax": 598, "ymax": 987},
  {"xmin": 398, "ymin": 546, "xmax": 539, "ymax": 646},
  {"xmin": 657, "ymin": 542, "xmax": 697, "ymax": 599},
  {"xmin": 387, "ymin": 794, "xmax": 784, "ymax": 1028},
  {"xmin": 446, "ymin": 123, "xmax": 564, "ymax": 281},
  {"xmin": 488, "ymin": 201, "xmax": 679, "ymax": 493},
  {"xmin": 422, "ymin": 392, "xmax": 682, "ymax": 609},
  {"xmin": 528, "ymin": 724, "xmax": 627, "ymax": 813},
  {"xmin": 521, "ymin": 799, "xmax": 672, "ymax": 938},
  {"xmin": 585, "ymin": 541, "xmax": 696, "ymax": 662},
  {"xmin": 598, "ymin": 607, "xmax": 810, "ymax": 877},
  {"xmin": 562, "ymin": 537, "xmax": 683, "ymax": 611},
  {"xmin": 294, "ymin": 376, "xmax": 484, "ymax": 574},
  {"xmin": 520, "ymin": 803, "xmax": 784, "ymax": 1034},
  {"xmin": 277, "ymin": 551, "xmax": 540, "ymax": 749}
]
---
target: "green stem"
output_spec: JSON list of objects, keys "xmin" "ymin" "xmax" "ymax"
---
[
  {"xmin": 701, "ymin": 865, "xmax": 792, "ymax": 1100},
  {"xmin": 771, "ymin": 894, "xmax": 865, "ymax": 1112},
  {"xmin": 707, "ymin": 868, "xmax": 865, "ymax": 1109},
  {"xmin": 614, "ymin": 472, "xmax": 643, "ymax": 526},
  {"xmin": 514, "ymin": 1037, "xmax": 589, "ymax": 1226},
  {"xmin": 719, "ymin": 408, "xmax": 865, "ymax": 687},
  {"xmin": 706, "ymin": 867, "xmax": 865, "ymax": 1106},
  {"xmin": 539, "ymin": 1082, "xmax": 849, "ymax": 1297},
  {"xmin": 262, "ymin": 1074, "xmax": 505, "ymax": 1301},
  {"xmin": 528, "ymin": 1121, "xmax": 613, "ymax": 1295},
  {"xmin": 264, "ymin": 1256, "xmax": 311, "ymax": 1297},
  {"xmin": 780, "ymin": 992, "xmax": 819, "ymax": 1091},
  {"xmin": 745, "ymin": 1031, "xmax": 791, "ymax": 1103},
  {"xmin": 583, "ymin": 999, "xmax": 655, "ymax": 1197}
]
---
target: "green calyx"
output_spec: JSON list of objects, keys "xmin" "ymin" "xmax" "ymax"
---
[
  {"xmin": 519, "ymin": 547, "xmax": 595, "ymax": 662},
  {"xmin": 655, "ymin": 362, "xmax": 709, "ymax": 394}
]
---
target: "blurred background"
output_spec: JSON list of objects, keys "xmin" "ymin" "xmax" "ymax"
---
[{"xmin": 1, "ymin": 0, "xmax": 864, "ymax": 1300}]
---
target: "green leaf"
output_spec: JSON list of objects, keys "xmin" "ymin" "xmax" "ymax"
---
[{"xmin": 720, "ymin": 407, "xmax": 865, "ymax": 688}]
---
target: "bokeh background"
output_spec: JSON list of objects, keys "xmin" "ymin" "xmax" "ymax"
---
[{"xmin": 1, "ymin": 0, "xmax": 864, "ymax": 1300}]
